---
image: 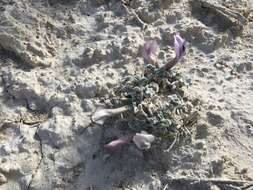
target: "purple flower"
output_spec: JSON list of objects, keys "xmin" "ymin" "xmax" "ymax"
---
[
  {"xmin": 104, "ymin": 134, "xmax": 134, "ymax": 152},
  {"xmin": 142, "ymin": 40, "xmax": 158, "ymax": 64},
  {"xmin": 163, "ymin": 34, "xmax": 186, "ymax": 70},
  {"xmin": 104, "ymin": 131, "xmax": 156, "ymax": 152},
  {"xmin": 174, "ymin": 34, "xmax": 186, "ymax": 60}
]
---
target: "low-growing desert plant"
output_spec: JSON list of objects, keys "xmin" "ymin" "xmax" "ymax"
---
[{"xmin": 92, "ymin": 34, "xmax": 197, "ymax": 151}]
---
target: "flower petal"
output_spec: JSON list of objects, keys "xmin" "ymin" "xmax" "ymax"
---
[
  {"xmin": 91, "ymin": 106, "xmax": 129, "ymax": 125},
  {"xmin": 142, "ymin": 40, "xmax": 158, "ymax": 63},
  {"xmin": 105, "ymin": 134, "xmax": 134, "ymax": 152},
  {"xmin": 174, "ymin": 34, "xmax": 186, "ymax": 60},
  {"xmin": 91, "ymin": 107, "xmax": 111, "ymax": 125},
  {"xmin": 133, "ymin": 131, "xmax": 155, "ymax": 150},
  {"xmin": 148, "ymin": 40, "xmax": 158, "ymax": 54},
  {"xmin": 175, "ymin": 34, "xmax": 184, "ymax": 46}
]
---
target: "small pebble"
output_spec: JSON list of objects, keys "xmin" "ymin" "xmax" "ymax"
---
[{"xmin": 0, "ymin": 173, "xmax": 7, "ymax": 184}]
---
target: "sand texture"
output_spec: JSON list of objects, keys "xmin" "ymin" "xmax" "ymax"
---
[{"xmin": 0, "ymin": 0, "xmax": 253, "ymax": 189}]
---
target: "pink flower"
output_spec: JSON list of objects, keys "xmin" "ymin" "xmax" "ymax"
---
[
  {"xmin": 104, "ymin": 134, "xmax": 134, "ymax": 152},
  {"xmin": 174, "ymin": 34, "xmax": 186, "ymax": 60},
  {"xmin": 104, "ymin": 131, "xmax": 155, "ymax": 152},
  {"xmin": 163, "ymin": 34, "xmax": 186, "ymax": 70},
  {"xmin": 142, "ymin": 40, "xmax": 158, "ymax": 64}
]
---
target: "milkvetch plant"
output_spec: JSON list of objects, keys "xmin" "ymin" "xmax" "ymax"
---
[{"xmin": 92, "ymin": 34, "xmax": 196, "ymax": 152}]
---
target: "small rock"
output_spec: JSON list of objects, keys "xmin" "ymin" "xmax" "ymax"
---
[
  {"xmin": 195, "ymin": 121, "xmax": 209, "ymax": 139},
  {"xmin": 245, "ymin": 62, "xmax": 252, "ymax": 71},
  {"xmin": 166, "ymin": 12, "xmax": 177, "ymax": 24},
  {"xmin": 194, "ymin": 140, "xmax": 206, "ymax": 149},
  {"xmin": 206, "ymin": 112, "xmax": 225, "ymax": 127},
  {"xmin": 201, "ymin": 67, "xmax": 209, "ymax": 72},
  {"xmin": 236, "ymin": 63, "xmax": 245, "ymax": 73},
  {"xmin": 75, "ymin": 82, "xmax": 97, "ymax": 98},
  {"xmin": 211, "ymin": 159, "xmax": 224, "ymax": 176},
  {"xmin": 240, "ymin": 168, "xmax": 248, "ymax": 174},
  {"xmin": 93, "ymin": 48, "xmax": 108, "ymax": 61},
  {"xmin": 81, "ymin": 47, "xmax": 95, "ymax": 65},
  {"xmin": 81, "ymin": 99, "xmax": 95, "ymax": 112},
  {"xmin": 0, "ymin": 173, "xmax": 7, "ymax": 184}
]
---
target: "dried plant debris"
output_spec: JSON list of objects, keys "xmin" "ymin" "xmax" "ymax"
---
[
  {"xmin": 162, "ymin": 177, "xmax": 253, "ymax": 190},
  {"xmin": 0, "ymin": 110, "xmax": 48, "ymax": 125},
  {"xmin": 189, "ymin": 0, "xmax": 248, "ymax": 36},
  {"xmin": 21, "ymin": 111, "xmax": 49, "ymax": 125}
]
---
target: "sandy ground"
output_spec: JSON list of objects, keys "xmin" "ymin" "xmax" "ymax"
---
[{"xmin": 0, "ymin": 0, "xmax": 253, "ymax": 189}]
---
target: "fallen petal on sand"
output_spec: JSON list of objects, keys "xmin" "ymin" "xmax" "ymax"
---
[
  {"xmin": 133, "ymin": 131, "xmax": 155, "ymax": 150},
  {"xmin": 91, "ymin": 106, "xmax": 129, "ymax": 125}
]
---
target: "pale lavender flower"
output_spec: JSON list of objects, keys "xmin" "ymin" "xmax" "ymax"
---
[
  {"xmin": 91, "ymin": 107, "xmax": 112, "ymax": 125},
  {"xmin": 104, "ymin": 131, "xmax": 155, "ymax": 152},
  {"xmin": 91, "ymin": 106, "xmax": 129, "ymax": 125},
  {"xmin": 174, "ymin": 34, "xmax": 186, "ymax": 60},
  {"xmin": 104, "ymin": 134, "xmax": 134, "ymax": 152},
  {"xmin": 133, "ymin": 131, "xmax": 155, "ymax": 150},
  {"xmin": 163, "ymin": 34, "xmax": 186, "ymax": 70},
  {"xmin": 142, "ymin": 40, "xmax": 158, "ymax": 64}
]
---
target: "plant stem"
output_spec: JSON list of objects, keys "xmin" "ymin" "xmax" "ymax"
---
[{"xmin": 163, "ymin": 57, "xmax": 177, "ymax": 71}]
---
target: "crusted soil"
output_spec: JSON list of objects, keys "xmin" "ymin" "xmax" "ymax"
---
[{"xmin": 0, "ymin": 0, "xmax": 253, "ymax": 189}]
